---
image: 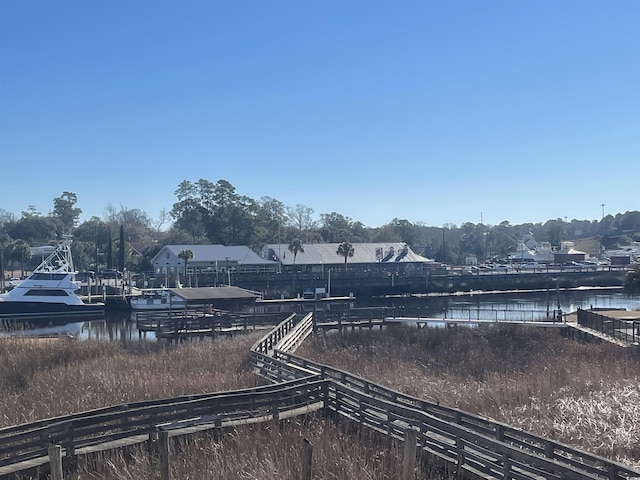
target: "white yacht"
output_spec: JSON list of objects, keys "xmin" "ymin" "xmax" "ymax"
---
[{"xmin": 0, "ymin": 238, "xmax": 104, "ymax": 321}]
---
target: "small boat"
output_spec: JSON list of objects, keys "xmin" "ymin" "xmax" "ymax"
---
[
  {"xmin": 129, "ymin": 289, "xmax": 187, "ymax": 311},
  {"xmin": 0, "ymin": 238, "xmax": 104, "ymax": 323}
]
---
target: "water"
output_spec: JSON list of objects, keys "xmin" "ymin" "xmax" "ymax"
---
[
  {"xmin": 5, "ymin": 288, "xmax": 640, "ymax": 340},
  {"xmin": 360, "ymin": 287, "xmax": 640, "ymax": 321}
]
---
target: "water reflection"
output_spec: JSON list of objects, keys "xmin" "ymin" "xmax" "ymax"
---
[
  {"xmin": 3, "ymin": 288, "xmax": 638, "ymax": 341},
  {"xmin": 360, "ymin": 287, "xmax": 640, "ymax": 319},
  {"xmin": 79, "ymin": 311, "xmax": 156, "ymax": 342}
]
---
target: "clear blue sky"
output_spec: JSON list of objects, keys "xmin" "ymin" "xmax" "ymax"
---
[{"xmin": 1, "ymin": 1, "xmax": 638, "ymax": 229}]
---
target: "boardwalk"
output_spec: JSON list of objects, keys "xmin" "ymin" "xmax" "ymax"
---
[{"xmin": 2, "ymin": 310, "xmax": 639, "ymax": 479}]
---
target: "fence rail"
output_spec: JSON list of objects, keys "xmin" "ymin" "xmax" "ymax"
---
[
  {"xmin": 577, "ymin": 308, "xmax": 639, "ymax": 345},
  {"xmin": 0, "ymin": 375, "xmax": 326, "ymax": 475},
  {"xmin": 254, "ymin": 312, "xmax": 640, "ymax": 480}
]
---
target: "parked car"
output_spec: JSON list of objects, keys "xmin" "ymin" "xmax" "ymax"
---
[
  {"xmin": 492, "ymin": 264, "xmax": 510, "ymax": 271},
  {"xmin": 522, "ymin": 262, "xmax": 543, "ymax": 270},
  {"xmin": 578, "ymin": 261, "xmax": 597, "ymax": 270},
  {"xmin": 100, "ymin": 269, "xmax": 122, "ymax": 279},
  {"xmin": 8, "ymin": 277, "xmax": 22, "ymax": 287}
]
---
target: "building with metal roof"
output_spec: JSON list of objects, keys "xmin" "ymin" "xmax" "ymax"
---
[
  {"xmin": 152, "ymin": 245, "xmax": 279, "ymax": 279},
  {"xmin": 261, "ymin": 242, "xmax": 436, "ymax": 273},
  {"xmin": 168, "ymin": 286, "xmax": 260, "ymax": 309}
]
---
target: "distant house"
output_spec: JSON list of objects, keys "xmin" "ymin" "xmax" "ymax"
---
[
  {"xmin": 261, "ymin": 242, "xmax": 436, "ymax": 273},
  {"xmin": 553, "ymin": 242, "xmax": 587, "ymax": 264},
  {"xmin": 151, "ymin": 245, "xmax": 279, "ymax": 283},
  {"xmin": 571, "ymin": 237, "xmax": 602, "ymax": 258}
]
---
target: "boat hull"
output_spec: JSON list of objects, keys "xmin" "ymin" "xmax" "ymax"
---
[
  {"xmin": 0, "ymin": 301, "xmax": 105, "ymax": 321},
  {"xmin": 130, "ymin": 301, "xmax": 187, "ymax": 311}
]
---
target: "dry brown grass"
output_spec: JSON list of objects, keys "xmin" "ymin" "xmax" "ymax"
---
[
  {"xmin": 1, "ymin": 334, "xmax": 445, "ymax": 479},
  {"xmin": 0, "ymin": 334, "xmax": 261, "ymax": 427},
  {"xmin": 70, "ymin": 417, "xmax": 447, "ymax": 480},
  {"xmin": 4, "ymin": 325, "xmax": 639, "ymax": 476},
  {"xmin": 299, "ymin": 325, "xmax": 640, "ymax": 467}
]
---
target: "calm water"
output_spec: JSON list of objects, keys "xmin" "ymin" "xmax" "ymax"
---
[
  {"xmin": 7, "ymin": 287, "xmax": 640, "ymax": 341},
  {"xmin": 362, "ymin": 287, "xmax": 640, "ymax": 319}
]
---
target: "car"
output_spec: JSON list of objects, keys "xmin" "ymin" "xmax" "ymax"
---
[
  {"xmin": 101, "ymin": 269, "xmax": 122, "ymax": 279},
  {"xmin": 522, "ymin": 262, "xmax": 543, "ymax": 270},
  {"xmin": 8, "ymin": 277, "xmax": 22, "ymax": 287},
  {"xmin": 492, "ymin": 264, "xmax": 509, "ymax": 271},
  {"xmin": 578, "ymin": 261, "xmax": 597, "ymax": 270}
]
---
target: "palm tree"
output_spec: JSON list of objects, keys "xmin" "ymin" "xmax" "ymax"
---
[
  {"xmin": 178, "ymin": 249, "xmax": 194, "ymax": 287},
  {"xmin": 288, "ymin": 238, "xmax": 304, "ymax": 270},
  {"xmin": 288, "ymin": 239, "xmax": 304, "ymax": 295},
  {"xmin": 337, "ymin": 241, "xmax": 355, "ymax": 271}
]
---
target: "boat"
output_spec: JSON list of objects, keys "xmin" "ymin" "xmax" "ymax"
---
[
  {"xmin": 129, "ymin": 288, "xmax": 187, "ymax": 311},
  {"xmin": 0, "ymin": 238, "xmax": 104, "ymax": 323}
]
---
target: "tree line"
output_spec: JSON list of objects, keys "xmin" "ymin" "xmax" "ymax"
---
[{"xmin": 1, "ymin": 180, "xmax": 640, "ymax": 275}]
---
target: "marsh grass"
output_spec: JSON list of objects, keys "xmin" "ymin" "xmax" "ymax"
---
[
  {"xmin": 0, "ymin": 334, "xmax": 261, "ymax": 427},
  {"xmin": 3, "ymin": 325, "xmax": 639, "ymax": 477},
  {"xmin": 71, "ymin": 416, "xmax": 448, "ymax": 480},
  {"xmin": 0, "ymin": 333, "xmax": 450, "ymax": 479},
  {"xmin": 300, "ymin": 325, "xmax": 640, "ymax": 467}
]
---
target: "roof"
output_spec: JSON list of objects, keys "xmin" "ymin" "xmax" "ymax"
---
[
  {"xmin": 264, "ymin": 243, "xmax": 434, "ymax": 266},
  {"xmin": 168, "ymin": 286, "xmax": 260, "ymax": 302},
  {"xmin": 159, "ymin": 245, "xmax": 277, "ymax": 266}
]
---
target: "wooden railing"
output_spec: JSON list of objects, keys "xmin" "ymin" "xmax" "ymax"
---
[
  {"xmin": 135, "ymin": 311, "xmax": 287, "ymax": 335},
  {"xmin": 0, "ymin": 376, "xmax": 326, "ymax": 475},
  {"xmin": 254, "ymin": 312, "xmax": 640, "ymax": 480}
]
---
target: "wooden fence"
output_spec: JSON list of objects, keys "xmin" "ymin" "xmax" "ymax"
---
[
  {"xmin": 0, "ymin": 364, "xmax": 325, "ymax": 477},
  {"xmin": 251, "ymin": 312, "xmax": 640, "ymax": 480}
]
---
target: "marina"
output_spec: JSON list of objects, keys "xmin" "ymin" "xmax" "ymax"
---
[{"xmin": 2, "ymin": 286, "xmax": 632, "ymax": 342}]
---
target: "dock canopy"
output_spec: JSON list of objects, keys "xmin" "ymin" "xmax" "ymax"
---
[{"xmin": 167, "ymin": 286, "xmax": 260, "ymax": 309}]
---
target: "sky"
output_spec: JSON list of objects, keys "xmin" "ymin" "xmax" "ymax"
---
[{"xmin": 0, "ymin": 1, "xmax": 638, "ymax": 229}]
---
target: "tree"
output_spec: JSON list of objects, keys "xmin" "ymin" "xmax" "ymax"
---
[
  {"xmin": 118, "ymin": 225, "xmax": 125, "ymax": 273},
  {"xmin": 8, "ymin": 239, "xmax": 31, "ymax": 277},
  {"xmin": 319, "ymin": 212, "xmax": 354, "ymax": 242},
  {"xmin": 286, "ymin": 204, "xmax": 317, "ymax": 241},
  {"xmin": 252, "ymin": 197, "xmax": 287, "ymax": 247},
  {"xmin": 107, "ymin": 231, "xmax": 113, "ymax": 269},
  {"xmin": 154, "ymin": 208, "xmax": 171, "ymax": 233},
  {"xmin": 6, "ymin": 214, "xmax": 54, "ymax": 246},
  {"xmin": 52, "ymin": 191, "xmax": 82, "ymax": 235},
  {"xmin": 336, "ymin": 241, "xmax": 355, "ymax": 270},
  {"xmin": 288, "ymin": 238, "xmax": 304, "ymax": 267},
  {"xmin": 178, "ymin": 249, "xmax": 194, "ymax": 286},
  {"xmin": 624, "ymin": 265, "xmax": 640, "ymax": 296}
]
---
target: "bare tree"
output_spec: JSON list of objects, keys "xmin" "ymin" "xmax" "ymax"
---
[{"xmin": 286, "ymin": 204, "xmax": 316, "ymax": 240}]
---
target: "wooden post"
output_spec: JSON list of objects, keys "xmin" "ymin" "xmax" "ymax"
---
[
  {"xmin": 403, "ymin": 427, "xmax": 418, "ymax": 480},
  {"xmin": 301, "ymin": 438, "xmax": 313, "ymax": 480},
  {"xmin": 502, "ymin": 453, "xmax": 511, "ymax": 479},
  {"xmin": 159, "ymin": 430, "xmax": 170, "ymax": 480},
  {"xmin": 48, "ymin": 444, "xmax": 64, "ymax": 480}
]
